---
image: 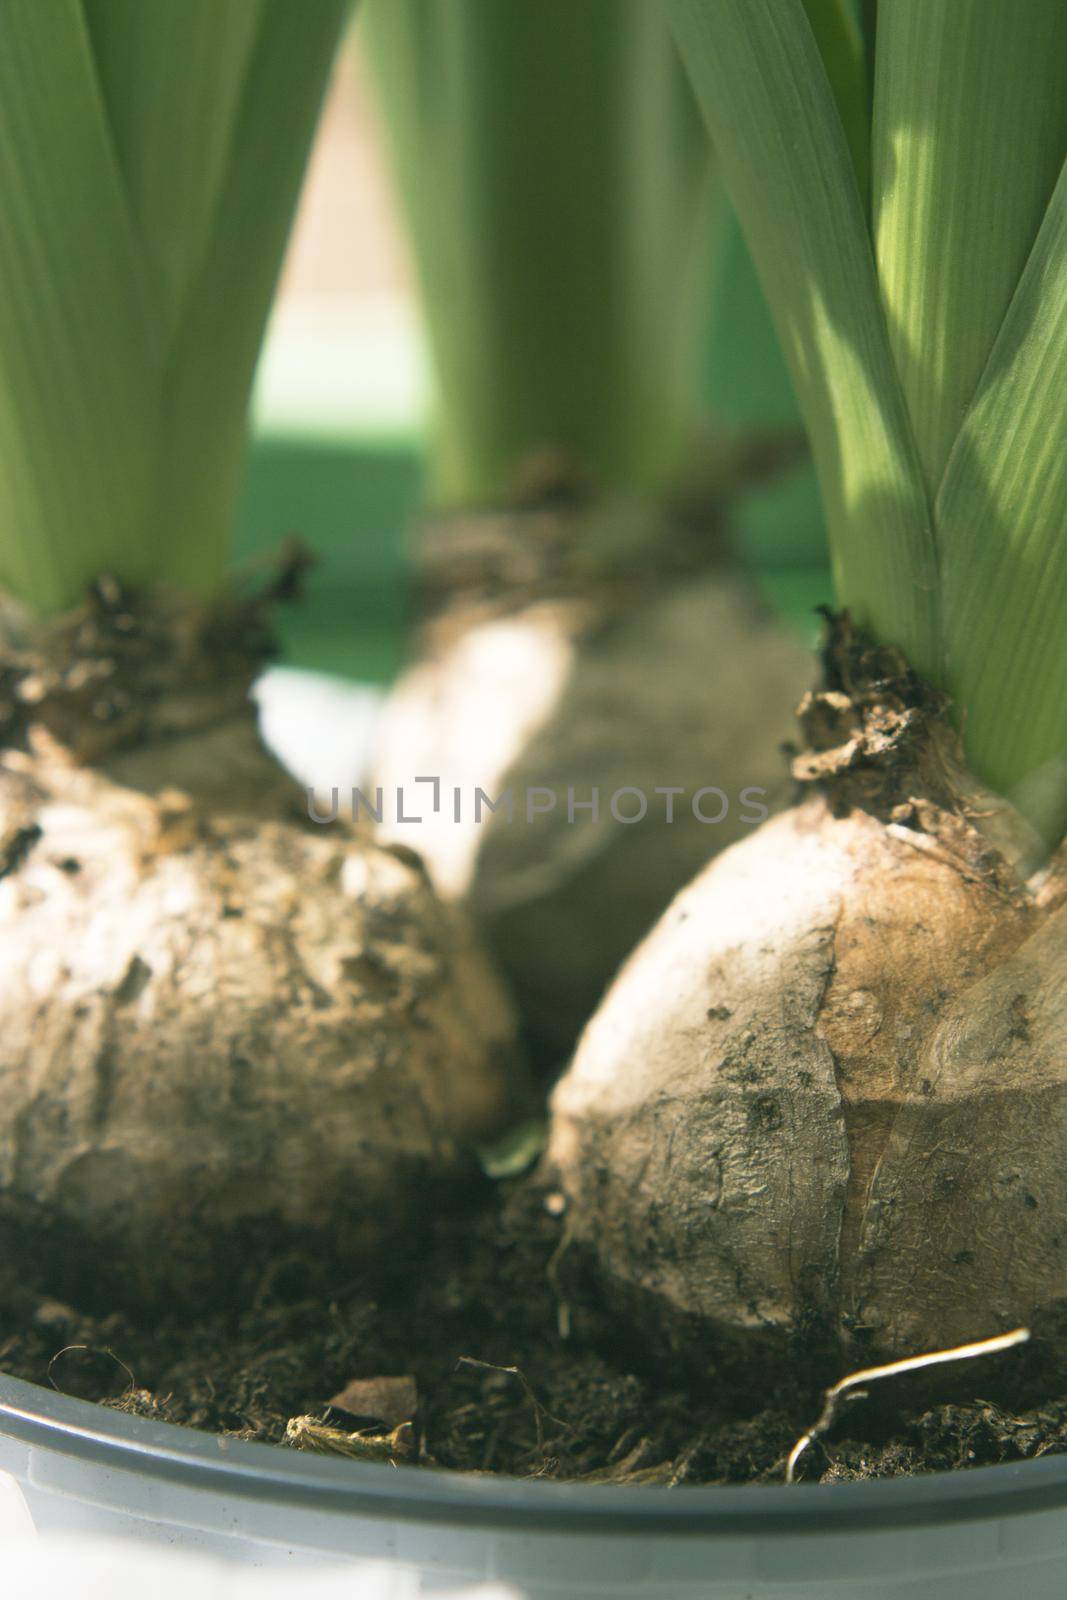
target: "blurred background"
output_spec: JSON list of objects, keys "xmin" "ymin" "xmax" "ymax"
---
[{"xmin": 237, "ymin": 24, "xmax": 831, "ymax": 694}]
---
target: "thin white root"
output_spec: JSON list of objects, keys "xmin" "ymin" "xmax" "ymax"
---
[
  {"xmin": 47, "ymin": 1343, "xmax": 135, "ymax": 1400},
  {"xmin": 455, "ymin": 1356, "xmax": 564, "ymax": 1457},
  {"xmin": 785, "ymin": 1326, "xmax": 1031, "ymax": 1483}
]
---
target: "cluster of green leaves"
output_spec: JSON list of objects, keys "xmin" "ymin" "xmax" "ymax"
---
[
  {"xmin": 0, "ymin": 0, "xmax": 347, "ymax": 615},
  {"xmin": 669, "ymin": 0, "xmax": 1067, "ymax": 839},
  {"xmin": 362, "ymin": 0, "xmax": 714, "ymax": 505}
]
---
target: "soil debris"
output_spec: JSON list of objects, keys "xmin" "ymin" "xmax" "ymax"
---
[
  {"xmin": 2, "ymin": 1174, "xmax": 1066, "ymax": 1486},
  {"xmin": 326, "ymin": 1373, "xmax": 417, "ymax": 1429}
]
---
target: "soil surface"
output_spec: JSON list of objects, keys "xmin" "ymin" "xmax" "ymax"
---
[{"xmin": 2, "ymin": 1166, "xmax": 1066, "ymax": 1486}]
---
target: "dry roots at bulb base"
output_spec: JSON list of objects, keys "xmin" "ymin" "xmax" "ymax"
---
[
  {"xmin": 548, "ymin": 620, "xmax": 1067, "ymax": 1366},
  {"xmin": 0, "ymin": 582, "xmax": 521, "ymax": 1303},
  {"xmin": 373, "ymin": 486, "xmax": 811, "ymax": 1062}
]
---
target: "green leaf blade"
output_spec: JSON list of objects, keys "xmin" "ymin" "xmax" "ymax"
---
[
  {"xmin": 82, "ymin": 0, "xmax": 265, "ymax": 346},
  {"xmin": 0, "ymin": 0, "xmax": 343, "ymax": 613},
  {"xmin": 802, "ymin": 0, "xmax": 870, "ymax": 202},
  {"xmin": 872, "ymin": 0, "xmax": 1067, "ymax": 496},
  {"xmin": 0, "ymin": 0, "xmax": 160, "ymax": 611},
  {"xmin": 363, "ymin": 0, "xmax": 713, "ymax": 503},
  {"xmin": 151, "ymin": 0, "xmax": 348, "ymax": 592},
  {"xmin": 937, "ymin": 159, "xmax": 1067, "ymax": 840},
  {"xmin": 669, "ymin": 0, "xmax": 938, "ymax": 681}
]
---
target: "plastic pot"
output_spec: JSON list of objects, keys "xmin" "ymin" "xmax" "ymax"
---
[{"xmin": 3, "ymin": 1371, "xmax": 1067, "ymax": 1597}]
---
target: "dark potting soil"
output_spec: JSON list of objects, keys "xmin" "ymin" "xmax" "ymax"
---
[{"xmin": 1, "ymin": 1170, "xmax": 1066, "ymax": 1487}]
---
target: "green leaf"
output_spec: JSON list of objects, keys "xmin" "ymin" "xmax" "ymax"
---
[
  {"xmin": 802, "ymin": 0, "xmax": 869, "ymax": 202},
  {"xmin": 0, "ymin": 1, "xmax": 158, "ymax": 611},
  {"xmin": 937, "ymin": 159, "xmax": 1067, "ymax": 839},
  {"xmin": 82, "ymin": 0, "xmax": 264, "ymax": 348},
  {"xmin": 150, "ymin": 0, "xmax": 349, "ymax": 592},
  {"xmin": 0, "ymin": 0, "xmax": 346, "ymax": 614},
  {"xmin": 363, "ymin": 0, "xmax": 713, "ymax": 503},
  {"xmin": 668, "ymin": 0, "xmax": 938, "ymax": 682},
  {"xmin": 872, "ymin": 0, "xmax": 1067, "ymax": 494}
]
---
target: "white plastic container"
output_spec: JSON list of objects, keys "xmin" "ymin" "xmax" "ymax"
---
[{"xmin": 3, "ymin": 1370, "xmax": 1067, "ymax": 1596}]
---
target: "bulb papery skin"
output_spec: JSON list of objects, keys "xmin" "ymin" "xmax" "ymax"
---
[
  {"xmin": 0, "ymin": 590, "xmax": 521, "ymax": 1304},
  {"xmin": 548, "ymin": 789, "xmax": 1067, "ymax": 1363},
  {"xmin": 374, "ymin": 567, "xmax": 811, "ymax": 1062}
]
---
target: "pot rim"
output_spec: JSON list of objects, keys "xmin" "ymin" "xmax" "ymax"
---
[{"xmin": 2, "ymin": 1370, "xmax": 1066, "ymax": 1538}]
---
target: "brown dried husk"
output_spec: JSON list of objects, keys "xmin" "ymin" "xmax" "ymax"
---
[
  {"xmin": 548, "ymin": 624, "xmax": 1067, "ymax": 1365},
  {"xmin": 373, "ymin": 497, "xmax": 811, "ymax": 1061},
  {"xmin": 0, "ymin": 584, "xmax": 520, "ymax": 1302}
]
